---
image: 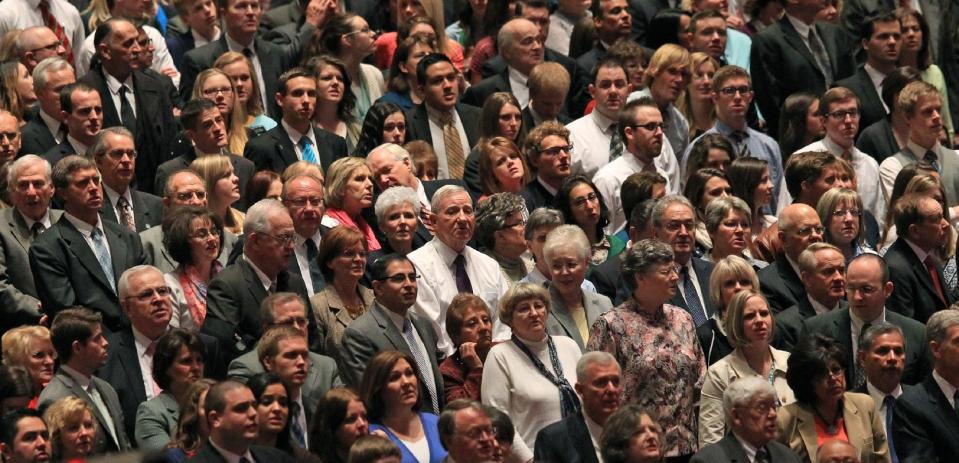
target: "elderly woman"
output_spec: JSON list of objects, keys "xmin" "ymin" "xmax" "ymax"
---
[
  {"xmin": 600, "ymin": 405, "xmax": 665, "ymax": 463},
  {"xmin": 372, "ymin": 186, "xmax": 421, "ymax": 257},
  {"xmin": 166, "ymin": 379, "xmax": 217, "ymax": 462},
  {"xmin": 1, "ymin": 326, "xmax": 55, "ymax": 406},
  {"xmin": 439, "ymin": 294, "xmax": 494, "ymax": 402},
  {"xmin": 213, "ymin": 51, "xmax": 277, "ymax": 133},
  {"xmin": 521, "ymin": 208, "xmax": 566, "ymax": 286},
  {"xmin": 477, "ymin": 137, "xmax": 531, "ymax": 198},
  {"xmin": 705, "ymin": 197, "xmax": 766, "ymax": 268},
  {"xmin": 778, "ymin": 335, "xmax": 888, "ymax": 463},
  {"xmin": 311, "ymin": 226, "xmax": 375, "ymax": 357},
  {"xmin": 697, "ymin": 256, "xmax": 760, "ymax": 366},
  {"xmin": 817, "ymin": 188, "xmax": 873, "ymax": 262},
  {"xmin": 698, "ymin": 290, "xmax": 794, "ymax": 446},
  {"xmin": 310, "ymin": 387, "xmax": 371, "ymax": 463},
  {"xmin": 474, "ymin": 192, "xmax": 534, "ymax": 282},
  {"xmin": 482, "ymin": 283, "xmax": 582, "ymax": 461},
  {"xmin": 323, "ymin": 157, "xmax": 381, "ymax": 251},
  {"xmin": 43, "ymin": 397, "xmax": 96, "ymax": 461},
  {"xmin": 135, "ymin": 329, "xmax": 206, "ymax": 451},
  {"xmin": 191, "ymin": 155, "xmax": 243, "ymax": 234},
  {"xmin": 543, "ymin": 225, "xmax": 613, "ymax": 352},
  {"xmin": 587, "ymin": 239, "xmax": 706, "ymax": 459},
  {"xmin": 164, "ymin": 207, "xmax": 225, "ymax": 330},
  {"xmin": 555, "ymin": 175, "xmax": 627, "ymax": 270}
]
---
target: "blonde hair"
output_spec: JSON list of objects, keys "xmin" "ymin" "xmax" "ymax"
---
[
  {"xmin": 282, "ymin": 160, "xmax": 326, "ymax": 185},
  {"xmin": 325, "ymin": 157, "xmax": 372, "ymax": 210},
  {"xmin": 708, "ymin": 255, "xmax": 759, "ymax": 313},
  {"xmin": 191, "ymin": 68, "xmax": 249, "ymax": 155},
  {"xmin": 1, "ymin": 326, "xmax": 52, "ymax": 368},
  {"xmin": 723, "ymin": 290, "xmax": 774, "ymax": 349},
  {"xmin": 189, "ymin": 155, "xmax": 239, "ymax": 229},
  {"xmin": 214, "ymin": 51, "xmax": 267, "ymax": 118},
  {"xmin": 43, "ymin": 397, "xmax": 97, "ymax": 460},
  {"xmin": 642, "ymin": 44, "xmax": 690, "ymax": 88}
]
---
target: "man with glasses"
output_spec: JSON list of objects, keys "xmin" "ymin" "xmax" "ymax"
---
[
  {"xmin": 651, "ymin": 195, "xmax": 715, "ymax": 327},
  {"xmin": 438, "ymin": 400, "xmax": 500, "ymax": 463},
  {"xmin": 520, "ymin": 122, "xmax": 573, "ymax": 213},
  {"xmin": 596, "ymin": 97, "xmax": 680, "ymax": 236},
  {"xmin": 42, "ymin": 82, "xmax": 101, "ymax": 165},
  {"xmin": 30, "ymin": 154, "xmax": 146, "ymax": 334},
  {"xmin": 281, "ymin": 174, "xmax": 326, "ymax": 296},
  {"xmin": 22, "ymin": 57, "xmax": 74, "ymax": 157},
  {"xmin": 16, "ymin": 26, "xmax": 68, "ymax": 72},
  {"xmin": 757, "ymin": 203, "xmax": 824, "ymax": 313},
  {"xmin": 88, "ymin": 128, "xmax": 162, "ymax": 233},
  {"xmin": 206, "ymin": 199, "xmax": 310, "ymax": 358},
  {"xmin": 342, "ymin": 253, "xmax": 444, "ymax": 413},
  {"xmin": 774, "ymin": 242, "xmax": 848, "ymax": 350},
  {"xmin": 835, "ymin": 12, "xmax": 900, "ymax": 135}
]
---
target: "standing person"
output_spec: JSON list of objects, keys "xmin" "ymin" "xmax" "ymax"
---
[{"xmin": 834, "ymin": 12, "xmax": 901, "ymax": 134}]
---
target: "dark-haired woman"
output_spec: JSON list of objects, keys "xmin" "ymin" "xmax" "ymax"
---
[
  {"xmin": 311, "ymin": 13, "xmax": 386, "ymax": 125},
  {"xmin": 777, "ymin": 92, "xmax": 824, "ymax": 159},
  {"xmin": 311, "ymin": 226, "xmax": 376, "ymax": 356},
  {"xmin": 311, "ymin": 387, "xmax": 372, "ymax": 463},
  {"xmin": 353, "ymin": 101, "xmax": 407, "ymax": 157},
  {"xmin": 555, "ymin": 175, "xmax": 626, "ymax": 271},
  {"xmin": 727, "ymin": 157, "xmax": 777, "ymax": 240},
  {"xmin": 164, "ymin": 207, "xmax": 225, "ymax": 330},
  {"xmin": 165, "ymin": 379, "xmax": 216, "ymax": 462},
  {"xmin": 248, "ymin": 373, "xmax": 306, "ymax": 458},
  {"xmin": 305, "ymin": 55, "xmax": 360, "ymax": 151},
  {"xmin": 378, "ymin": 35, "xmax": 436, "ymax": 111},
  {"xmin": 897, "ymin": 9, "xmax": 954, "ymax": 143}
]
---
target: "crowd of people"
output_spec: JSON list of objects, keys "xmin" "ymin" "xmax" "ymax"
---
[{"xmin": 0, "ymin": 0, "xmax": 958, "ymax": 461}]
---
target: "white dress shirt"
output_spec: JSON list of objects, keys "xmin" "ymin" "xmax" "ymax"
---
[
  {"xmin": 191, "ymin": 27, "xmax": 221, "ymax": 48},
  {"xmin": 592, "ymin": 142, "xmax": 681, "ymax": 234},
  {"xmin": 408, "ymin": 237, "xmax": 511, "ymax": 355},
  {"xmin": 865, "ymin": 380, "xmax": 902, "ymax": 430},
  {"xmin": 507, "ymin": 66, "xmax": 531, "ymax": 109},
  {"xmin": 864, "ymin": 63, "xmax": 890, "ymax": 113},
  {"xmin": 281, "ymin": 119, "xmax": 318, "ymax": 162},
  {"xmin": 0, "ymin": 0, "xmax": 85, "ymax": 63},
  {"xmin": 808, "ymin": 294, "xmax": 837, "ymax": 315},
  {"xmin": 78, "ymin": 24, "xmax": 180, "ymax": 87},
  {"xmin": 21, "ymin": 210, "xmax": 52, "ymax": 235},
  {"xmin": 66, "ymin": 134, "xmax": 89, "ymax": 155},
  {"xmin": 934, "ymin": 370, "xmax": 958, "ymax": 409},
  {"xmin": 104, "ymin": 72, "xmax": 137, "ymax": 120},
  {"xmin": 38, "ymin": 109, "xmax": 64, "ymax": 144},
  {"xmin": 567, "ymin": 110, "xmax": 619, "ymax": 179},
  {"xmin": 131, "ymin": 326, "xmax": 160, "ymax": 400},
  {"xmin": 795, "ymin": 137, "xmax": 887, "ymax": 229},
  {"xmin": 292, "ymin": 230, "xmax": 322, "ymax": 296},
  {"xmin": 63, "ymin": 212, "xmax": 111, "ymax": 262},
  {"xmin": 244, "ymin": 255, "xmax": 274, "ymax": 291},
  {"xmin": 545, "ymin": 11, "xmax": 584, "ymax": 56},
  {"xmin": 732, "ymin": 433, "xmax": 761, "ymax": 463},
  {"xmin": 879, "ymin": 139, "xmax": 959, "ymax": 202},
  {"xmin": 103, "ymin": 184, "xmax": 136, "ymax": 229},
  {"xmin": 425, "ymin": 105, "xmax": 470, "ymax": 180}
]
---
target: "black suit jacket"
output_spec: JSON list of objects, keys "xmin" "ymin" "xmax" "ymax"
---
[
  {"xmin": 155, "ymin": 149, "xmax": 256, "ymax": 211},
  {"xmin": 164, "ymin": 29, "xmax": 195, "ymax": 71},
  {"xmin": 534, "ymin": 412, "xmax": 600, "ymax": 463},
  {"xmin": 575, "ymin": 45, "xmax": 607, "ymax": 81},
  {"xmin": 773, "ymin": 297, "xmax": 848, "ymax": 351},
  {"xmin": 856, "ymin": 117, "xmax": 899, "ymax": 163},
  {"xmin": 204, "ymin": 258, "xmax": 310, "ymax": 357},
  {"xmin": 520, "ymin": 179, "xmax": 557, "ymax": 215},
  {"xmin": 588, "ymin": 252, "xmax": 630, "ymax": 305},
  {"xmin": 29, "ymin": 216, "xmax": 146, "ymax": 333},
  {"xmin": 750, "ymin": 16, "xmax": 857, "ymax": 131},
  {"xmin": 186, "ymin": 441, "xmax": 297, "ymax": 463},
  {"xmin": 835, "ymin": 65, "xmax": 886, "ymax": 136},
  {"xmin": 98, "ymin": 190, "xmax": 164, "ymax": 233},
  {"xmin": 758, "ymin": 254, "xmax": 805, "ymax": 313},
  {"xmin": 892, "ymin": 374, "xmax": 959, "ymax": 462},
  {"xmin": 481, "ymin": 49, "xmax": 591, "ymax": 117},
  {"xmin": 667, "ymin": 258, "xmax": 716, "ymax": 324},
  {"xmin": 80, "ymin": 68, "xmax": 178, "ymax": 194},
  {"xmin": 405, "ymin": 103, "xmax": 483, "ymax": 173},
  {"xmin": 41, "ymin": 138, "xmax": 77, "ymax": 165},
  {"xmin": 244, "ymin": 124, "xmax": 347, "ymax": 174},
  {"xmin": 462, "ymin": 70, "xmax": 510, "ymax": 109},
  {"xmin": 691, "ymin": 432, "xmax": 802, "ymax": 463},
  {"xmin": 885, "ymin": 238, "xmax": 953, "ymax": 323},
  {"xmin": 800, "ymin": 307, "xmax": 931, "ymax": 386},
  {"xmin": 19, "ymin": 116, "xmax": 57, "ymax": 155},
  {"xmin": 697, "ymin": 318, "xmax": 734, "ymax": 367}
]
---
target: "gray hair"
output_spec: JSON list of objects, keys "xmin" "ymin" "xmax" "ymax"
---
[
  {"xmin": 6, "ymin": 155, "xmax": 51, "ymax": 194},
  {"xmin": 704, "ymin": 196, "xmax": 752, "ymax": 234},
  {"xmin": 575, "ymin": 351, "xmax": 619, "ymax": 382},
  {"xmin": 374, "ymin": 186, "xmax": 421, "ymax": 223},
  {"xmin": 438, "ymin": 399, "xmax": 487, "ymax": 448},
  {"xmin": 497, "ymin": 18, "xmax": 529, "ymax": 55},
  {"xmin": 88, "ymin": 127, "xmax": 133, "ymax": 159},
  {"xmin": 858, "ymin": 322, "xmax": 905, "ymax": 354},
  {"xmin": 652, "ymin": 195, "xmax": 696, "ymax": 229},
  {"xmin": 243, "ymin": 198, "xmax": 289, "ymax": 234},
  {"xmin": 927, "ymin": 309, "xmax": 959, "ymax": 345},
  {"xmin": 258, "ymin": 292, "xmax": 306, "ymax": 326},
  {"xmin": 117, "ymin": 265, "xmax": 163, "ymax": 300},
  {"xmin": 524, "ymin": 207, "xmax": 564, "ymax": 240},
  {"xmin": 369, "ymin": 143, "xmax": 417, "ymax": 176},
  {"xmin": 722, "ymin": 376, "xmax": 777, "ymax": 423},
  {"xmin": 51, "ymin": 155, "xmax": 97, "ymax": 191},
  {"xmin": 621, "ymin": 239, "xmax": 674, "ymax": 291},
  {"xmin": 474, "ymin": 192, "xmax": 528, "ymax": 251},
  {"xmin": 543, "ymin": 224, "xmax": 591, "ymax": 264},
  {"xmin": 431, "ymin": 184, "xmax": 469, "ymax": 214},
  {"xmin": 163, "ymin": 169, "xmax": 204, "ymax": 199},
  {"xmin": 31, "ymin": 57, "xmax": 72, "ymax": 93}
]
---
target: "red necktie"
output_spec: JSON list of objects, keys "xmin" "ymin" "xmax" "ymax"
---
[
  {"xmin": 38, "ymin": 0, "xmax": 74, "ymax": 66},
  {"xmin": 925, "ymin": 255, "xmax": 947, "ymax": 304}
]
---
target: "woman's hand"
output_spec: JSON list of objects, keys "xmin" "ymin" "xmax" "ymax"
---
[{"xmin": 460, "ymin": 342, "xmax": 483, "ymax": 369}]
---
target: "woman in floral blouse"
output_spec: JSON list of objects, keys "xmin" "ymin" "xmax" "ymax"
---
[{"xmin": 586, "ymin": 239, "xmax": 706, "ymax": 459}]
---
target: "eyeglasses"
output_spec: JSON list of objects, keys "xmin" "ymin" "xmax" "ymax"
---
[
  {"xmin": 540, "ymin": 143, "xmax": 573, "ymax": 156},
  {"xmin": 262, "ymin": 233, "xmax": 297, "ymax": 245},
  {"xmin": 663, "ymin": 220, "xmax": 695, "ymax": 232},
  {"xmin": 502, "ymin": 220, "xmax": 526, "ymax": 230},
  {"xmin": 286, "ymin": 197, "xmax": 324, "ymax": 208},
  {"xmin": 718, "ymin": 86, "xmax": 752, "ymax": 96},
  {"xmin": 630, "ymin": 122, "xmax": 665, "ymax": 132},
  {"xmin": 29, "ymin": 40, "xmax": 62, "ymax": 54},
  {"xmin": 273, "ymin": 316, "xmax": 308, "ymax": 328},
  {"xmin": 190, "ymin": 227, "xmax": 220, "ymax": 240},
  {"xmin": 174, "ymin": 190, "xmax": 207, "ymax": 202},
  {"xmin": 831, "ymin": 208, "xmax": 861, "ymax": 218},
  {"xmin": 202, "ymin": 87, "xmax": 233, "ymax": 97},
  {"xmin": 820, "ymin": 365, "xmax": 844, "ymax": 380},
  {"xmin": 125, "ymin": 286, "xmax": 172, "ymax": 302},
  {"xmin": 345, "ymin": 27, "xmax": 378, "ymax": 37},
  {"xmin": 655, "ymin": 264, "xmax": 680, "ymax": 276},
  {"xmin": 458, "ymin": 425, "xmax": 497, "ymax": 440},
  {"xmin": 794, "ymin": 225, "xmax": 825, "ymax": 236},
  {"xmin": 825, "ymin": 109, "xmax": 860, "ymax": 120},
  {"xmin": 101, "ymin": 149, "xmax": 137, "ymax": 160},
  {"xmin": 571, "ymin": 192, "xmax": 599, "ymax": 209},
  {"xmin": 380, "ymin": 273, "xmax": 420, "ymax": 283}
]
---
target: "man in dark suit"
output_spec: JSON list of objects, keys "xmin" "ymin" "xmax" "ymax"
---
[
  {"xmin": 180, "ymin": 0, "xmax": 295, "ymax": 118},
  {"xmin": 0, "ymin": 111, "xmax": 21, "ymax": 162},
  {"xmin": 244, "ymin": 68, "xmax": 347, "ymax": 174},
  {"xmin": 189, "ymin": 380, "xmax": 297, "ymax": 463},
  {"xmin": 43, "ymin": 83, "xmax": 102, "ymax": 165},
  {"xmin": 840, "ymin": 0, "xmax": 943, "ymax": 66},
  {"xmin": 589, "ymin": 200, "xmax": 657, "ymax": 305},
  {"xmin": 535, "ymin": 353, "xmax": 622, "ymax": 463},
  {"xmin": 691, "ymin": 376, "xmax": 802, "ymax": 462},
  {"xmin": 775, "ymin": 242, "xmax": 849, "ymax": 351},
  {"xmin": 758, "ymin": 203, "xmax": 824, "ymax": 313},
  {"xmin": 885, "ymin": 194, "xmax": 954, "ymax": 323},
  {"xmin": 405, "ymin": 54, "xmax": 481, "ymax": 181},
  {"xmin": 38, "ymin": 308, "xmax": 132, "ymax": 453},
  {"xmin": 81, "ymin": 18, "xmax": 178, "ymax": 194},
  {"xmin": 464, "ymin": 18, "xmax": 543, "ymax": 110},
  {"xmin": 341, "ymin": 254, "xmax": 445, "ymax": 413},
  {"xmin": 652, "ymin": 196, "xmax": 715, "ymax": 327},
  {"xmin": 521, "ymin": 62, "xmax": 573, "ymax": 131},
  {"xmin": 204, "ymin": 199, "xmax": 309, "ymax": 358},
  {"xmin": 164, "ymin": 0, "xmax": 221, "ymax": 70},
  {"xmin": 833, "ymin": 12, "xmax": 900, "ymax": 135},
  {"xmin": 279, "ymin": 174, "xmax": 329, "ymax": 296},
  {"xmin": 99, "ymin": 265, "xmax": 223, "ymax": 442},
  {"xmin": 750, "ymin": 0, "xmax": 857, "ymax": 131},
  {"xmin": 0, "ymin": 155, "xmax": 61, "ymax": 333},
  {"xmin": 521, "ymin": 122, "xmax": 572, "ymax": 214},
  {"xmin": 577, "ymin": 0, "xmax": 632, "ymax": 74},
  {"xmin": 20, "ymin": 57, "xmax": 75, "ymax": 156},
  {"xmin": 892, "ymin": 310, "xmax": 959, "ymax": 462},
  {"xmin": 30, "ymin": 155, "xmax": 147, "ymax": 333},
  {"xmin": 91, "ymin": 128, "xmax": 163, "ymax": 232}
]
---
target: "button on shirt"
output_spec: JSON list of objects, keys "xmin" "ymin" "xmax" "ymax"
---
[
  {"xmin": 865, "ymin": 380, "xmax": 903, "ymax": 429},
  {"xmin": 282, "ymin": 120, "xmax": 318, "ymax": 162},
  {"xmin": 795, "ymin": 137, "xmax": 886, "ymax": 229},
  {"xmin": 132, "ymin": 326, "xmax": 161, "ymax": 400},
  {"xmin": 567, "ymin": 110, "xmax": 620, "ymax": 178},
  {"xmin": 225, "ymin": 34, "xmax": 267, "ymax": 112},
  {"xmin": 63, "ymin": 212, "xmax": 111, "ymax": 262},
  {"xmin": 507, "ymin": 66, "xmax": 531, "ymax": 109},
  {"xmin": 0, "ymin": 0, "xmax": 85, "ymax": 64},
  {"xmin": 293, "ymin": 231, "xmax": 322, "ymax": 296},
  {"xmin": 594, "ymin": 143, "xmax": 681, "ymax": 235},
  {"xmin": 425, "ymin": 106, "xmax": 470, "ymax": 180},
  {"xmin": 104, "ymin": 73, "xmax": 136, "ymax": 120}
]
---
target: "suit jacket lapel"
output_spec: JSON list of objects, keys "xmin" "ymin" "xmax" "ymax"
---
[
  {"xmin": 90, "ymin": 70, "xmax": 122, "ymax": 127},
  {"xmin": 569, "ymin": 414, "xmax": 600, "ymax": 463},
  {"xmin": 59, "ymin": 219, "xmax": 115, "ymax": 291},
  {"xmin": 117, "ymin": 331, "xmax": 147, "ymax": 402},
  {"xmin": 718, "ymin": 433, "xmax": 750, "ymax": 462},
  {"xmin": 793, "ymin": 405, "xmax": 820, "ymax": 461},
  {"xmin": 240, "ymin": 259, "xmax": 269, "ymax": 303},
  {"xmin": 693, "ymin": 259, "xmax": 716, "ymax": 316},
  {"xmin": 926, "ymin": 376, "xmax": 959, "ymax": 431},
  {"xmin": 131, "ymin": 193, "xmax": 151, "ymax": 230},
  {"xmin": 816, "ymin": 23, "xmax": 840, "ymax": 76},
  {"xmin": 780, "ymin": 18, "xmax": 825, "ymax": 77},
  {"xmin": 99, "ymin": 196, "xmax": 118, "ymax": 224},
  {"xmin": 274, "ymin": 129, "xmax": 299, "ymax": 167},
  {"xmin": 310, "ymin": 126, "xmax": 334, "ymax": 169},
  {"xmin": 548, "ymin": 286, "xmax": 585, "ymax": 347},
  {"xmin": 372, "ymin": 304, "xmax": 410, "ymax": 353},
  {"xmin": 59, "ymin": 372, "xmax": 114, "ymax": 446},
  {"xmin": 132, "ymin": 73, "xmax": 160, "ymax": 132},
  {"xmin": 104, "ymin": 224, "xmax": 128, "ymax": 285},
  {"xmin": 7, "ymin": 208, "xmax": 32, "ymax": 252},
  {"xmin": 903, "ymin": 243, "xmax": 944, "ymax": 302}
]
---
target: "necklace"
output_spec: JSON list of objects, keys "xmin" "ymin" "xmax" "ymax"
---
[{"xmin": 813, "ymin": 405, "xmax": 841, "ymax": 436}]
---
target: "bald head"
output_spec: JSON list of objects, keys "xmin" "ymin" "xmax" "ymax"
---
[
  {"xmin": 17, "ymin": 27, "xmax": 66, "ymax": 71},
  {"xmin": 164, "ymin": 170, "xmax": 208, "ymax": 209},
  {"xmin": 498, "ymin": 18, "xmax": 544, "ymax": 75},
  {"xmin": 778, "ymin": 203, "xmax": 824, "ymax": 261},
  {"xmin": 817, "ymin": 439, "xmax": 860, "ymax": 463}
]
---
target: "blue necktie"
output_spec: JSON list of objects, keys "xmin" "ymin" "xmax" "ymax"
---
[
  {"xmin": 291, "ymin": 401, "xmax": 306, "ymax": 448},
  {"xmin": 90, "ymin": 227, "xmax": 116, "ymax": 293},
  {"xmin": 681, "ymin": 266, "xmax": 707, "ymax": 327},
  {"xmin": 299, "ymin": 136, "xmax": 318, "ymax": 164},
  {"xmin": 403, "ymin": 319, "xmax": 439, "ymax": 413},
  {"xmin": 925, "ymin": 150, "xmax": 941, "ymax": 172},
  {"xmin": 885, "ymin": 395, "xmax": 899, "ymax": 463}
]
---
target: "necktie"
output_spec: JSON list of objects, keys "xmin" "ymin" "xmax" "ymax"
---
[
  {"xmin": 441, "ymin": 112, "xmax": 465, "ymax": 179},
  {"xmin": 119, "ymin": 85, "xmax": 136, "ymax": 134},
  {"xmin": 808, "ymin": 28, "xmax": 834, "ymax": 87},
  {"xmin": 38, "ymin": 0, "xmax": 74, "ymax": 65},
  {"xmin": 57, "ymin": 123, "xmax": 67, "ymax": 143},
  {"xmin": 145, "ymin": 341, "xmax": 161, "ymax": 397},
  {"xmin": 885, "ymin": 395, "xmax": 899, "ymax": 463},
  {"xmin": 402, "ymin": 319, "xmax": 439, "ymax": 413},
  {"xmin": 305, "ymin": 238, "xmax": 325, "ymax": 293},
  {"xmin": 925, "ymin": 150, "xmax": 941, "ymax": 172},
  {"xmin": 924, "ymin": 255, "xmax": 946, "ymax": 304},
  {"xmin": 855, "ymin": 322, "xmax": 872, "ymax": 389},
  {"xmin": 116, "ymin": 195, "xmax": 135, "ymax": 232},
  {"xmin": 453, "ymin": 254, "xmax": 472, "ymax": 293},
  {"xmin": 608, "ymin": 123, "xmax": 623, "ymax": 160},
  {"xmin": 30, "ymin": 222, "xmax": 44, "ymax": 242},
  {"xmin": 729, "ymin": 130, "xmax": 751, "ymax": 158},
  {"xmin": 242, "ymin": 47, "xmax": 254, "ymax": 59},
  {"xmin": 299, "ymin": 136, "xmax": 318, "ymax": 164},
  {"xmin": 681, "ymin": 266, "xmax": 707, "ymax": 327},
  {"xmin": 86, "ymin": 385, "xmax": 119, "ymax": 446},
  {"xmin": 90, "ymin": 227, "xmax": 116, "ymax": 292},
  {"xmin": 755, "ymin": 446, "xmax": 770, "ymax": 463},
  {"xmin": 290, "ymin": 401, "xmax": 307, "ymax": 448}
]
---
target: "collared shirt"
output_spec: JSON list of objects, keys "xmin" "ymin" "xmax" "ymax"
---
[
  {"xmin": 593, "ymin": 142, "xmax": 681, "ymax": 234},
  {"xmin": 281, "ymin": 119, "xmax": 318, "ymax": 162},
  {"xmin": 546, "ymin": 10, "xmax": 585, "ymax": 55},
  {"xmin": 850, "ymin": 307, "xmax": 885, "ymax": 361},
  {"xmin": 535, "ymin": 176, "xmax": 558, "ymax": 197},
  {"xmin": 414, "ymin": 179, "xmax": 430, "ymax": 214},
  {"xmin": 0, "ymin": 0, "xmax": 85, "ymax": 66},
  {"xmin": 131, "ymin": 326, "xmax": 160, "ymax": 400},
  {"xmin": 527, "ymin": 105, "xmax": 550, "ymax": 127},
  {"xmin": 209, "ymin": 438, "xmax": 255, "ymax": 463},
  {"xmin": 567, "ymin": 109, "xmax": 619, "ymax": 178},
  {"xmin": 293, "ymin": 391, "xmax": 309, "ymax": 448},
  {"xmin": 67, "ymin": 134, "xmax": 89, "ymax": 155},
  {"xmin": 904, "ymin": 237, "xmax": 933, "ymax": 266},
  {"xmin": 627, "ymin": 87, "xmax": 690, "ymax": 157},
  {"xmin": 933, "ymin": 370, "xmax": 958, "ymax": 409},
  {"xmin": 293, "ymin": 230, "xmax": 322, "ymax": 296},
  {"xmin": 63, "ymin": 212, "xmax": 110, "ymax": 262},
  {"xmin": 243, "ymin": 254, "xmax": 274, "ymax": 292},
  {"xmin": 506, "ymin": 66, "xmax": 531, "ymax": 109},
  {"xmin": 104, "ymin": 72, "xmax": 136, "ymax": 120},
  {"xmin": 786, "ymin": 13, "xmax": 815, "ymax": 46},
  {"xmin": 732, "ymin": 433, "xmax": 760, "ymax": 463},
  {"xmin": 879, "ymin": 139, "xmax": 957, "ymax": 202},
  {"xmin": 103, "ymin": 184, "xmax": 135, "ymax": 230},
  {"xmin": 38, "ymin": 109, "xmax": 63, "ymax": 144},
  {"xmin": 865, "ymin": 380, "xmax": 902, "ymax": 429},
  {"xmin": 191, "ymin": 27, "xmax": 221, "ymax": 48},
  {"xmin": 864, "ymin": 63, "xmax": 890, "ymax": 112},
  {"xmin": 20, "ymin": 209, "xmax": 52, "ymax": 235},
  {"xmin": 795, "ymin": 137, "xmax": 887, "ymax": 229},
  {"xmin": 679, "ymin": 259, "xmax": 707, "ymax": 310},
  {"xmin": 78, "ymin": 24, "xmax": 180, "ymax": 87},
  {"xmin": 384, "ymin": 304, "xmax": 433, "ymax": 378},
  {"xmin": 60, "ymin": 364, "xmax": 119, "ymax": 444},
  {"xmin": 225, "ymin": 33, "xmax": 267, "ymax": 112},
  {"xmin": 425, "ymin": 105, "xmax": 470, "ymax": 180},
  {"xmin": 807, "ymin": 295, "xmax": 837, "ymax": 315},
  {"xmin": 583, "ymin": 412, "xmax": 605, "ymax": 463}
]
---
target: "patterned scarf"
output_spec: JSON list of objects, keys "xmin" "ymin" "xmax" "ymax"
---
[
  {"xmin": 511, "ymin": 334, "xmax": 581, "ymax": 418},
  {"xmin": 326, "ymin": 207, "xmax": 381, "ymax": 251},
  {"xmin": 177, "ymin": 261, "xmax": 222, "ymax": 327}
]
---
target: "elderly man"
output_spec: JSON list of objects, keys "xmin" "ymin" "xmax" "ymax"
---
[
  {"xmin": 892, "ymin": 310, "xmax": 959, "ymax": 462},
  {"xmin": 21, "ymin": 58, "xmax": 74, "ymax": 156},
  {"xmin": 818, "ymin": 440, "xmax": 861, "ymax": 463},
  {"xmin": 774, "ymin": 242, "xmax": 849, "ymax": 351},
  {"xmin": 757, "ymin": 203, "xmax": 824, "ymax": 313},
  {"xmin": 280, "ymin": 174, "xmax": 327, "ymax": 295},
  {"xmin": 463, "ymin": 18, "xmax": 544, "ymax": 109},
  {"xmin": 535, "ymin": 352, "xmax": 622, "ymax": 463},
  {"xmin": 90, "ymin": 128, "xmax": 163, "ymax": 232},
  {"xmin": 0, "ymin": 410, "xmax": 51, "ymax": 463},
  {"xmin": 691, "ymin": 376, "xmax": 801, "ymax": 462},
  {"xmin": 16, "ymin": 27, "xmax": 68, "ymax": 73},
  {"xmin": 408, "ymin": 185, "xmax": 510, "ymax": 354},
  {"xmin": 43, "ymin": 82, "xmax": 102, "ymax": 165},
  {"xmin": 204, "ymin": 199, "xmax": 309, "ymax": 358},
  {"xmin": 0, "ymin": 155, "xmax": 60, "ymax": 333},
  {"xmin": 193, "ymin": 381, "xmax": 296, "ymax": 463},
  {"xmin": 438, "ymin": 400, "xmax": 500, "ymax": 463},
  {"xmin": 652, "ymin": 195, "xmax": 715, "ymax": 327},
  {"xmin": 0, "ymin": 110, "xmax": 21, "ymax": 162},
  {"xmin": 30, "ymin": 155, "xmax": 146, "ymax": 333}
]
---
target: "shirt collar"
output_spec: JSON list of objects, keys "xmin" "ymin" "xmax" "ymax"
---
[
  {"xmin": 732, "ymin": 432, "xmax": 760, "ymax": 462},
  {"xmin": 850, "ymin": 306, "xmax": 885, "ymax": 328},
  {"xmin": 933, "ymin": 370, "xmax": 958, "ymax": 408},
  {"xmin": 714, "ymin": 118, "xmax": 748, "ymax": 136},
  {"xmin": 866, "ymin": 378, "xmax": 902, "ymax": 401},
  {"xmin": 906, "ymin": 138, "xmax": 940, "ymax": 159},
  {"xmin": 863, "ymin": 63, "xmax": 888, "ymax": 90},
  {"xmin": 209, "ymin": 438, "xmax": 255, "ymax": 463},
  {"xmin": 63, "ymin": 212, "xmax": 103, "ymax": 238},
  {"xmin": 426, "ymin": 104, "xmax": 457, "ymax": 125},
  {"xmin": 507, "ymin": 65, "xmax": 528, "ymax": 86},
  {"xmin": 382, "ymin": 303, "xmax": 408, "ymax": 332},
  {"xmin": 67, "ymin": 135, "xmax": 89, "ymax": 155},
  {"xmin": 38, "ymin": 109, "xmax": 61, "ymax": 136},
  {"xmin": 103, "ymin": 183, "xmax": 131, "ymax": 208},
  {"xmin": 589, "ymin": 109, "xmax": 617, "ymax": 134},
  {"xmin": 807, "ymin": 294, "xmax": 836, "ymax": 315},
  {"xmin": 19, "ymin": 209, "xmax": 51, "ymax": 231},
  {"xmin": 821, "ymin": 135, "xmax": 856, "ymax": 159},
  {"xmin": 281, "ymin": 119, "xmax": 315, "ymax": 146},
  {"xmin": 60, "ymin": 364, "xmax": 93, "ymax": 390},
  {"xmin": 191, "ymin": 26, "xmax": 221, "ymax": 46},
  {"xmin": 296, "ymin": 228, "xmax": 322, "ymax": 248},
  {"xmin": 432, "ymin": 236, "xmax": 466, "ymax": 267},
  {"xmin": 904, "ymin": 237, "xmax": 932, "ymax": 264},
  {"xmin": 786, "ymin": 13, "xmax": 814, "ymax": 37},
  {"xmin": 104, "ymin": 72, "xmax": 133, "ymax": 96},
  {"xmin": 784, "ymin": 254, "xmax": 802, "ymax": 280},
  {"xmin": 131, "ymin": 325, "xmax": 159, "ymax": 357},
  {"xmin": 224, "ymin": 33, "xmax": 254, "ymax": 53},
  {"xmin": 535, "ymin": 176, "xmax": 558, "ymax": 196},
  {"xmin": 243, "ymin": 254, "xmax": 274, "ymax": 290}
]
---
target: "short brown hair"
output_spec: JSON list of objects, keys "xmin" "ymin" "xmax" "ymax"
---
[
  {"xmin": 896, "ymin": 80, "xmax": 940, "ymax": 116},
  {"xmin": 50, "ymin": 308, "xmax": 102, "ymax": 363},
  {"xmin": 478, "ymin": 136, "xmax": 532, "ymax": 195},
  {"xmin": 818, "ymin": 87, "xmax": 860, "ymax": 115},
  {"xmin": 528, "ymin": 62, "xmax": 571, "ymax": 98},
  {"xmin": 894, "ymin": 193, "xmax": 937, "ymax": 239},
  {"xmin": 524, "ymin": 121, "xmax": 570, "ymax": 163},
  {"xmin": 445, "ymin": 294, "xmax": 491, "ymax": 343},
  {"xmin": 256, "ymin": 325, "xmax": 305, "ymax": 366},
  {"xmin": 784, "ymin": 151, "xmax": 839, "ymax": 199},
  {"xmin": 711, "ymin": 65, "xmax": 751, "ymax": 93},
  {"xmin": 359, "ymin": 350, "xmax": 421, "ymax": 421},
  {"xmin": 317, "ymin": 225, "xmax": 367, "ymax": 281}
]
